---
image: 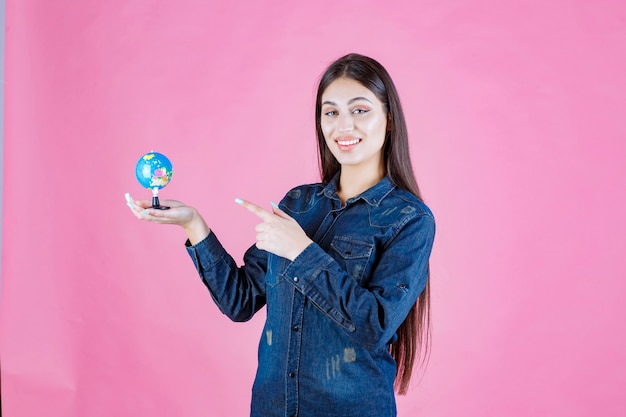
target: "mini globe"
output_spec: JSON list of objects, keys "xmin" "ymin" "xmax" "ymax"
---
[{"xmin": 135, "ymin": 152, "xmax": 173, "ymax": 190}]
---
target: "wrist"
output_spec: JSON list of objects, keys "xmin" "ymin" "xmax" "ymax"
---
[
  {"xmin": 183, "ymin": 210, "xmax": 211, "ymax": 245},
  {"xmin": 288, "ymin": 239, "xmax": 313, "ymax": 262}
]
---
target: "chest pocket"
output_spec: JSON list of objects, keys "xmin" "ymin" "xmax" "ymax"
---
[{"xmin": 330, "ymin": 236, "xmax": 374, "ymax": 286}]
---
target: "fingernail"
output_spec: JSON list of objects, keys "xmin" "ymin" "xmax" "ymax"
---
[
  {"xmin": 235, "ymin": 198, "xmax": 244, "ymax": 205},
  {"xmin": 270, "ymin": 202, "xmax": 279, "ymax": 209},
  {"xmin": 125, "ymin": 193, "xmax": 132, "ymax": 203},
  {"xmin": 127, "ymin": 203, "xmax": 134, "ymax": 209},
  {"xmin": 142, "ymin": 210, "xmax": 150, "ymax": 215}
]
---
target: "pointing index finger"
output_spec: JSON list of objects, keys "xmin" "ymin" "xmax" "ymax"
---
[{"xmin": 235, "ymin": 198, "xmax": 273, "ymax": 221}]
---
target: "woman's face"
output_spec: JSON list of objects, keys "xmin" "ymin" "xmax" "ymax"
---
[{"xmin": 320, "ymin": 77, "xmax": 387, "ymax": 175}]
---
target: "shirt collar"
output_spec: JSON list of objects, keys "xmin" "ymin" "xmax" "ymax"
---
[{"xmin": 322, "ymin": 173, "xmax": 395, "ymax": 207}]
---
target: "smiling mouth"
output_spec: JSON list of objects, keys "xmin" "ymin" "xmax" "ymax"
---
[
  {"xmin": 336, "ymin": 137, "xmax": 361, "ymax": 151},
  {"xmin": 337, "ymin": 138, "xmax": 361, "ymax": 146}
]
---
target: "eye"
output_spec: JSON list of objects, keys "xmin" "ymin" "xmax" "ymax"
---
[
  {"xmin": 352, "ymin": 108, "xmax": 369, "ymax": 115},
  {"xmin": 324, "ymin": 110, "xmax": 338, "ymax": 116}
]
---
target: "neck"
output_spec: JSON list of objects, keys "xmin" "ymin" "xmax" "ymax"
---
[{"xmin": 337, "ymin": 164, "xmax": 385, "ymax": 203}]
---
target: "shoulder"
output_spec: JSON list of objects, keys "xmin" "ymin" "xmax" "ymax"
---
[
  {"xmin": 381, "ymin": 190, "xmax": 436, "ymax": 251},
  {"xmin": 382, "ymin": 187, "xmax": 434, "ymax": 220},
  {"xmin": 368, "ymin": 187, "xmax": 435, "ymax": 237},
  {"xmin": 280, "ymin": 182, "xmax": 327, "ymax": 212}
]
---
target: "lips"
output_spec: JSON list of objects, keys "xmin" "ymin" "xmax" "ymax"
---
[
  {"xmin": 337, "ymin": 138, "xmax": 359, "ymax": 146},
  {"xmin": 336, "ymin": 137, "xmax": 362, "ymax": 150}
]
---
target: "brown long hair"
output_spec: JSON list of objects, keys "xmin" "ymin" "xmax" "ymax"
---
[{"xmin": 314, "ymin": 53, "xmax": 431, "ymax": 395}]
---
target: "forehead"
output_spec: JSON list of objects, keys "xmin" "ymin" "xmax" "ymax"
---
[{"xmin": 321, "ymin": 77, "xmax": 380, "ymax": 104}]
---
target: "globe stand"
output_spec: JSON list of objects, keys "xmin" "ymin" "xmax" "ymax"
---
[{"xmin": 151, "ymin": 187, "xmax": 170, "ymax": 210}]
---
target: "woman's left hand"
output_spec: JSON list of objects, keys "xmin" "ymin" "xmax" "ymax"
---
[{"xmin": 236, "ymin": 198, "xmax": 312, "ymax": 261}]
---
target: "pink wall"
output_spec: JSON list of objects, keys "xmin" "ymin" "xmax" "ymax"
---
[{"xmin": 2, "ymin": 0, "xmax": 625, "ymax": 416}]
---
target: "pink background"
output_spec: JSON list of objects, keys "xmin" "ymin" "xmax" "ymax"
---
[{"xmin": 2, "ymin": 0, "xmax": 625, "ymax": 416}]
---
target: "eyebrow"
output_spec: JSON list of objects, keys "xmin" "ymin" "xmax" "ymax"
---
[{"xmin": 322, "ymin": 96, "xmax": 374, "ymax": 106}]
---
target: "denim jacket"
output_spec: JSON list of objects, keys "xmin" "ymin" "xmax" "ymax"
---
[{"xmin": 186, "ymin": 176, "xmax": 435, "ymax": 417}]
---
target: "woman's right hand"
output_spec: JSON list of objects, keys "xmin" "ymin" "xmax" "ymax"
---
[{"xmin": 125, "ymin": 192, "xmax": 211, "ymax": 245}]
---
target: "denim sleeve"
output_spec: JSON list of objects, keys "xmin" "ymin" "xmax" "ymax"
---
[
  {"xmin": 282, "ymin": 213, "xmax": 435, "ymax": 351},
  {"xmin": 185, "ymin": 232, "xmax": 267, "ymax": 322}
]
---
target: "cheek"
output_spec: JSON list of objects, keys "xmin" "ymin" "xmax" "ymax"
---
[
  {"xmin": 321, "ymin": 123, "xmax": 333, "ymax": 142},
  {"xmin": 364, "ymin": 115, "xmax": 387, "ymax": 138},
  {"xmin": 324, "ymin": 135, "xmax": 335, "ymax": 150}
]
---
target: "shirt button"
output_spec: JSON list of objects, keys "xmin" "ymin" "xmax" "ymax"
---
[
  {"xmin": 293, "ymin": 277, "xmax": 299, "ymax": 283},
  {"xmin": 289, "ymin": 372, "xmax": 296, "ymax": 378},
  {"xmin": 292, "ymin": 326, "xmax": 299, "ymax": 332}
]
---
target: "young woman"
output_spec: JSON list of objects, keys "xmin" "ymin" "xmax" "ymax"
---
[{"xmin": 126, "ymin": 53, "xmax": 435, "ymax": 417}]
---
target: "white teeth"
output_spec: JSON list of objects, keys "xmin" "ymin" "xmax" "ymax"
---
[{"xmin": 338, "ymin": 138, "xmax": 359, "ymax": 146}]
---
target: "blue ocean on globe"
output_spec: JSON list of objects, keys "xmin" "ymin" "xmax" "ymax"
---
[{"xmin": 135, "ymin": 152, "xmax": 173, "ymax": 190}]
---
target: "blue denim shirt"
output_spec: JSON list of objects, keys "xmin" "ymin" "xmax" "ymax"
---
[{"xmin": 186, "ymin": 176, "xmax": 435, "ymax": 417}]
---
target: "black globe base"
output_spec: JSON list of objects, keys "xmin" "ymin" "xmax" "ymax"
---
[{"xmin": 152, "ymin": 196, "xmax": 170, "ymax": 210}]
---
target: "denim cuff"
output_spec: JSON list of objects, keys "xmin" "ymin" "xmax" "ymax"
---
[
  {"xmin": 283, "ymin": 242, "xmax": 334, "ymax": 293},
  {"xmin": 185, "ymin": 231, "xmax": 224, "ymax": 271}
]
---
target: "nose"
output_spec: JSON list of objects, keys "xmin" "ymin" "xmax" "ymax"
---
[{"xmin": 337, "ymin": 113, "xmax": 354, "ymax": 133}]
